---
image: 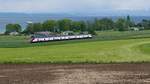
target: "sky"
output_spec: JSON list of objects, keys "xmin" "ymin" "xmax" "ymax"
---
[{"xmin": 0, "ymin": 0, "xmax": 150, "ymax": 15}]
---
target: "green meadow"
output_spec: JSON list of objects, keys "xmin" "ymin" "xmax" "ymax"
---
[{"xmin": 0, "ymin": 31, "xmax": 150, "ymax": 64}]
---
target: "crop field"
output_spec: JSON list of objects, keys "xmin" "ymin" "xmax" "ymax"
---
[
  {"xmin": 0, "ymin": 31, "xmax": 150, "ymax": 64},
  {"xmin": 1, "ymin": 31, "xmax": 150, "ymax": 84}
]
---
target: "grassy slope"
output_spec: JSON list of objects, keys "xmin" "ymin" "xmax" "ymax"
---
[
  {"xmin": 0, "ymin": 31, "xmax": 150, "ymax": 63},
  {"xmin": 137, "ymin": 43, "xmax": 150, "ymax": 55}
]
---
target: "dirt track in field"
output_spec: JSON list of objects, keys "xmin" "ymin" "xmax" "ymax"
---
[{"xmin": 0, "ymin": 64, "xmax": 150, "ymax": 84}]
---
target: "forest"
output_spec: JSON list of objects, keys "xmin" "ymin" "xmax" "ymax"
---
[{"xmin": 5, "ymin": 16, "xmax": 150, "ymax": 35}]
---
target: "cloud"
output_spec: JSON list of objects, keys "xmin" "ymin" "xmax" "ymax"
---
[
  {"xmin": 110, "ymin": 0, "xmax": 150, "ymax": 11},
  {"xmin": 0, "ymin": 0, "xmax": 149, "ymax": 13}
]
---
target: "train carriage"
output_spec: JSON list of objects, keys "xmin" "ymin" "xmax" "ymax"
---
[{"xmin": 31, "ymin": 34, "xmax": 92, "ymax": 43}]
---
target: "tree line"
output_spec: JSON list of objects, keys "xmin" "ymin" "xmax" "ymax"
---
[{"xmin": 5, "ymin": 16, "xmax": 150, "ymax": 35}]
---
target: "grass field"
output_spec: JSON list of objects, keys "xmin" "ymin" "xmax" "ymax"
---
[{"xmin": 0, "ymin": 31, "xmax": 150, "ymax": 64}]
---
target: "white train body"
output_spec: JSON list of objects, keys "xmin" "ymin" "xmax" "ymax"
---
[{"xmin": 31, "ymin": 34, "xmax": 92, "ymax": 43}]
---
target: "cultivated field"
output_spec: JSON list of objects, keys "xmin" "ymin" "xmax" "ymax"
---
[
  {"xmin": 0, "ymin": 64, "xmax": 150, "ymax": 84},
  {"xmin": 1, "ymin": 31, "xmax": 150, "ymax": 84}
]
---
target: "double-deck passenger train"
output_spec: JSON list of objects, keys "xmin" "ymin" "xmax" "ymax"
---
[{"xmin": 31, "ymin": 34, "xmax": 92, "ymax": 43}]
